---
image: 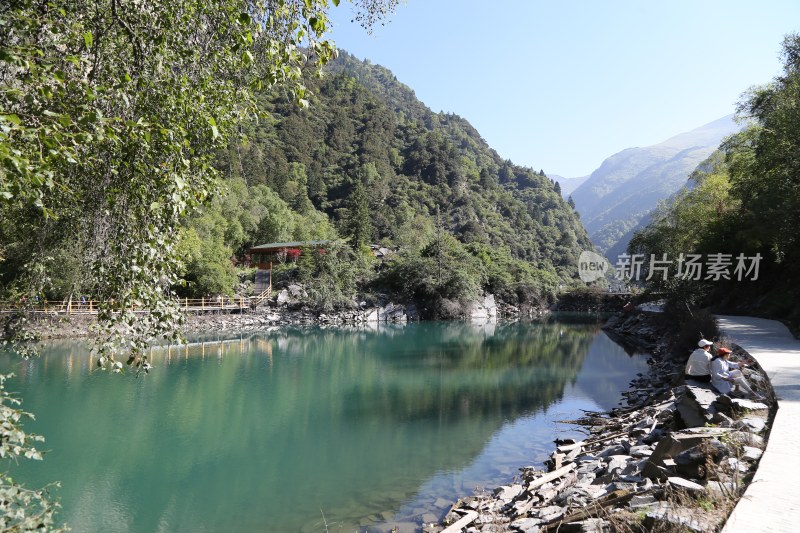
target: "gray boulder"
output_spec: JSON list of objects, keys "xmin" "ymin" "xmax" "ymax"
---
[{"xmin": 675, "ymin": 384, "xmax": 718, "ymax": 428}]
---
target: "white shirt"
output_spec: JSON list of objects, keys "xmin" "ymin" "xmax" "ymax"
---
[
  {"xmin": 685, "ymin": 348, "xmax": 712, "ymax": 376},
  {"xmin": 710, "ymin": 357, "xmax": 739, "ymax": 394}
]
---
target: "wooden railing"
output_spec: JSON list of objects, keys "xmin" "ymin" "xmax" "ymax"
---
[
  {"xmin": 0, "ymin": 299, "xmax": 99, "ymax": 314},
  {"xmin": 179, "ymin": 296, "xmax": 251, "ymax": 311},
  {"xmin": 0, "ymin": 293, "xmax": 271, "ymax": 315},
  {"xmin": 248, "ymin": 287, "xmax": 273, "ymax": 309}
]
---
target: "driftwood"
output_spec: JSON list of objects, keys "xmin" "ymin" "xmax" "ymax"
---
[
  {"xmin": 541, "ymin": 490, "xmax": 635, "ymax": 530},
  {"xmin": 556, "ymin": 441, "xmax": 585, "ymax": 453},
  {"xmin": 440, "ymin": 510, "xmax": 478, "ymax": 533},
  {"xmin": 528, "ymin": 463, "xmax": 576, "ymax": 491}
]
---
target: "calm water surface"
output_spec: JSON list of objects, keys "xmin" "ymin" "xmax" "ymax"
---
[{"xmin": 0, "ymin": 320, "xmax": 648, "ymax": 532}]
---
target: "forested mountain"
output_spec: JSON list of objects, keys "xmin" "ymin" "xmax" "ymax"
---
[
  {"xmin": 200, "ymin": 50, "xmax": 591, "ymax": 313},
  {"xmin": 223, "ymin": 51, "xmax": 590, "ymax": 265},
  {"xmin": 570, "ymin": 115, "xmax": 739, "ymax": 257},
  {"xmin": 1, "ymin": 46, "xmax": 590, "ymax": 319}
]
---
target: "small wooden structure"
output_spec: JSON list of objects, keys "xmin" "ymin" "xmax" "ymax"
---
[
  {"xmin": 248, "ymin": 240, "xmax": 332, "ymax": 294},
  {"xmin": 248, "ymin": 240, "xmax": 332, "ymax": 269}
]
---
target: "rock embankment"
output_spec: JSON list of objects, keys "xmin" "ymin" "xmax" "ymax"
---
[
  {"xmin": 418, "ymin": 311, "xmax": 774, "ymax": 533},
  {"xmin": 181, "ymin": 301, "xmax": 418, "ymax": 334},
  {"xmin": 16, "ymin": 286, "xmax": 514, "ymax": 339}
]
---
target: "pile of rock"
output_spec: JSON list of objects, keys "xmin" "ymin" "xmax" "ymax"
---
[
  {"xmin": 183, "ymin": 286, "xmax": 513, "ymax": 333},
  {"xmin": 429, "ymin": 385, "xmax": 769, "ymax": 533},
  {"xmin": 424, "ymin": 314, "xmax": 773, "ymax": 533},
  {"xmin": 551, "ymin": 291, "xmax": 631, "ymax": 313}
]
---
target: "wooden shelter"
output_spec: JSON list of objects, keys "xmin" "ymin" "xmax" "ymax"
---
[{"xmin": 248, "ymin": 240, "xmax": 332, "ymax": 270}]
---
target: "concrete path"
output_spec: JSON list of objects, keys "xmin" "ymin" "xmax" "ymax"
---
[{"xmin": 717, "ymin": 315, "xmax": 800, "ymax": 533}]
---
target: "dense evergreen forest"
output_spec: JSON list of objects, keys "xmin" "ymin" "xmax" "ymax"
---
[
  {"xmin": 629, "ymin": 34, "xmax": 800, "ymax": 330},
  {"xmin": 95, "ymin": 51, "xmax": 592, "ymax": 316}
]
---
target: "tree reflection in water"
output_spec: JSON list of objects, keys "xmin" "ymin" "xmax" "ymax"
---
[{"xmin": 0, "ymin": 321, "xmax": 648, "ymax": 532}]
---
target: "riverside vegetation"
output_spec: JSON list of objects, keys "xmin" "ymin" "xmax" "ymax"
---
[
  {"xmin": 1, "ymin": 0, "xmax": 797, "ymax": 529},
  {"xmin": 1, "ymin": 0, "xmax": 405, "ymax": 527},
  {"xmin": 1, "ymin": 0, "xmax": 586, "ymax": 528},
  {"xmin": 1, "ymin": 30, "xmax": 590, "ymax": 350}
]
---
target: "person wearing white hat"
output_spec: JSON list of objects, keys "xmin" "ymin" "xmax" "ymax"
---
[{"xmin": 684, "ymin": 339, "xmax": 714, "ymax": 382}]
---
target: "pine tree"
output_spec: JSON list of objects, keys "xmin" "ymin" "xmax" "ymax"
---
[{"xmin": 346, "ymin": 181, "xmax": 373, "ymax": 247}]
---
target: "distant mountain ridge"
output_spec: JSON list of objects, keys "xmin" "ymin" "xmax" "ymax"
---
[
  {"xmin": 550, "ymin": 174, "xmax": 589, "ymax": 197},
  {"xmin": 569, "ymin": 115, "xmax": 740, "ymax": 256}
]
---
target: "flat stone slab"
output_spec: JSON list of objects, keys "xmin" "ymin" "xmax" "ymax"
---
[
  {"xmin": 738, "ymin": 416, "xmax": 767, "ymax": 432},
  {"xmin": 510, "ymin": 517, "xmax": 541, "ymax": 530},
  {"xmin": 730, "ymin": 398, "xmax": 769, "ymax": 411},
  {"xmin": 493, "ymin": 483, "xmax": 524, "ymax": 502},
  {"xmin": 668, "ymin": 476, "xmax": 705, "ymax": 492},
  {"xmin": 742, "ymin": 446, "xmax": 764, "ymax": 461},
  {"xmin": 629, "ymin": 494, "xmax": 658, "ymax": 508},
  {"xmin": 646, "ymin": 501, "xmax": 718, "ymax": 532}
]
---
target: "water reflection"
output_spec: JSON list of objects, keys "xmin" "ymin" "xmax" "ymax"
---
[{"xmin": 0, "ymin": 321, "xmax": 648, "ymax": 532}]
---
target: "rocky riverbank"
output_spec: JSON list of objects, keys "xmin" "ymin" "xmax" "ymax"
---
[
  {"xmin": 9, "ymin": 300, "xmax": 775, "ymax": 533},
  {"xmin": 415, "ymin": 311, "xmax": 775, "ymax": 533},
  {"xmin": 15, "ymin": 288, "xmax": 539, "ymax": 339}
]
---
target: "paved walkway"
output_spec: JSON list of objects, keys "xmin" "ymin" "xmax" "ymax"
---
[{"xmin": 717, "ymin": 315, "xmax": 800, "ymax": 533}]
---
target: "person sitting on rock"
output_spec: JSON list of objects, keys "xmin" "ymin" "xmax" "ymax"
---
[
  {"xmin": 684, "ymin": 338, "xmax": 714, "ymax": 382},
  {"xmin": 710, "ymin": 347, "xmax": 764, "ymax": 400}
]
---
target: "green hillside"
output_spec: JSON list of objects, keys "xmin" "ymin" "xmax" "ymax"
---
[
  {"xmin": 0, "ymin": 48, "xmax": 591, "ymax": 320},
  {"xmin": 203, "ymin": 50, "xmax": 591, "ymax": 314},
  {"xmin": 225, "ymin": 51, "xmax": 589, "ymax": 263}
]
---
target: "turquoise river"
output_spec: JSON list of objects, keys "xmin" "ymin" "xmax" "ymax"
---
[{"xmin": 0, "ymin": 320, "xmax": 648, "ymax": 532}]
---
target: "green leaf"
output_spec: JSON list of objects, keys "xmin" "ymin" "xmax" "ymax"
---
[
  {"xmin": 1, "ymin": 114, "xmax": 21, "ymax": 126},
  {"xmin": 309, "ymin": 17, "xmax": 324, "ymax": 33},
  {"xmin": 83, "ymin": 31, "xmax": 93, "ymax": 49}
]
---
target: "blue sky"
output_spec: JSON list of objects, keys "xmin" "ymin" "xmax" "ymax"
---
[{"xmin": 327, "ymin": 1, "xmax": 800, "ymax": 178}]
